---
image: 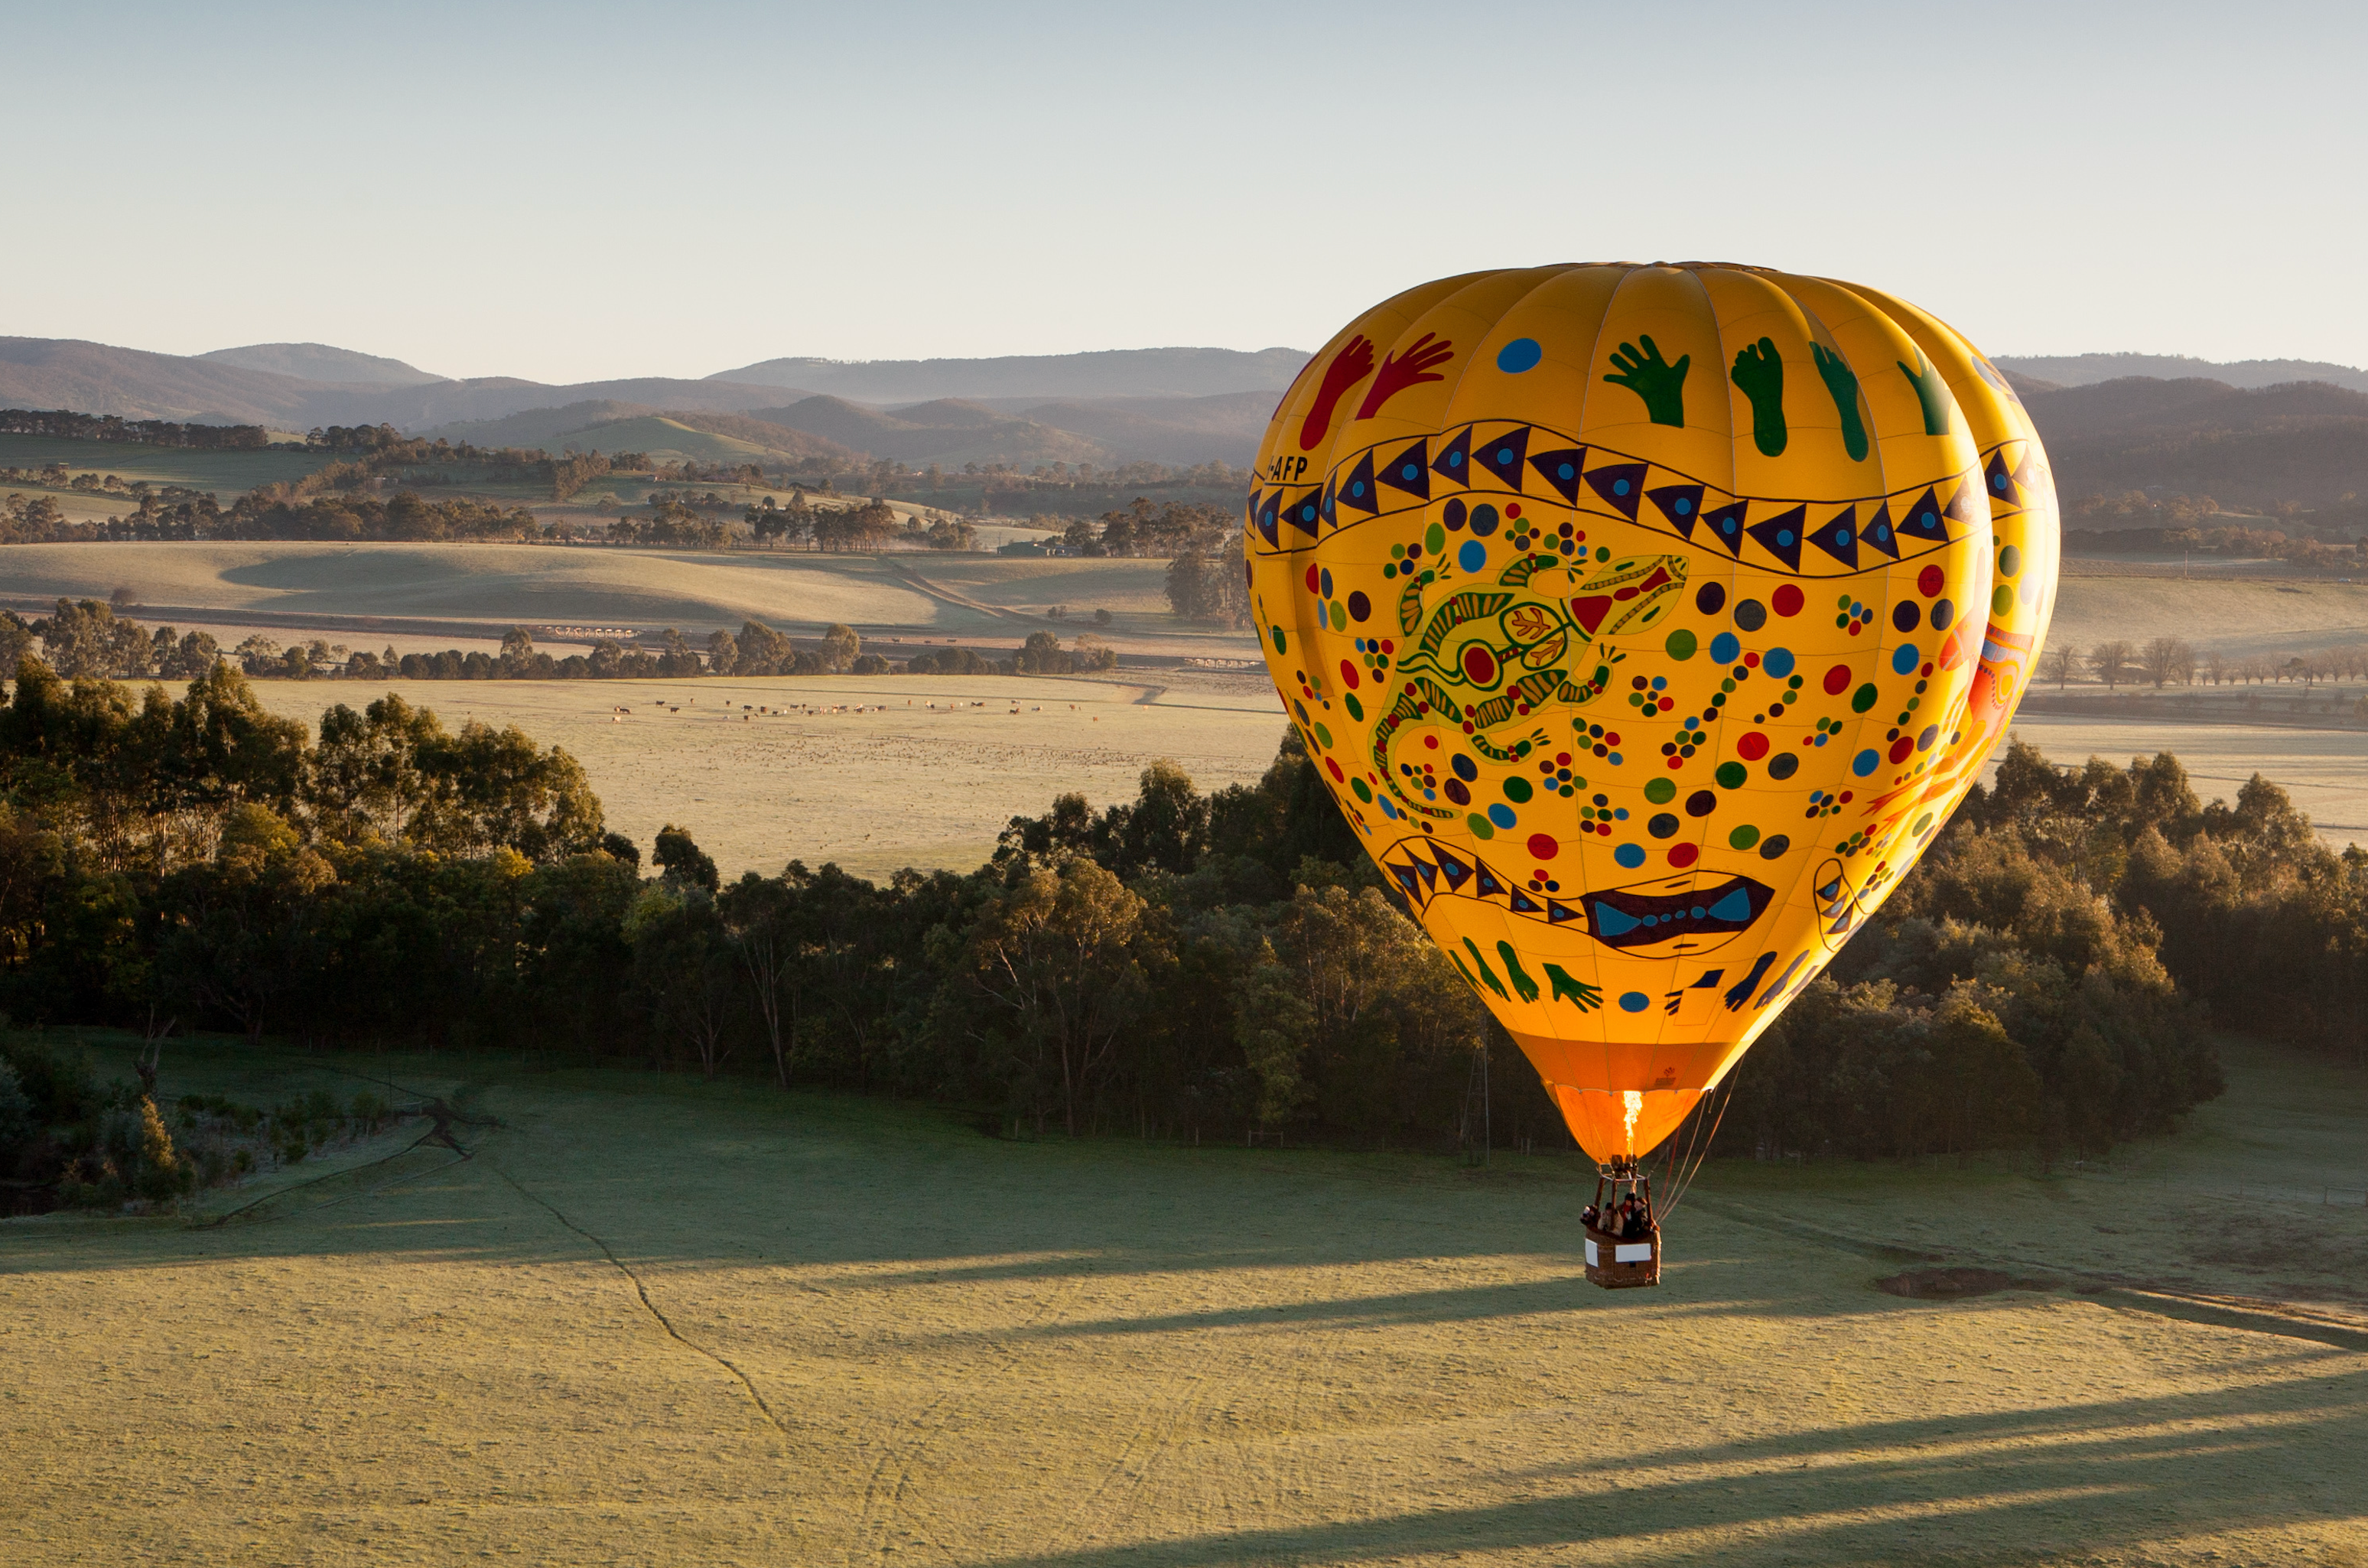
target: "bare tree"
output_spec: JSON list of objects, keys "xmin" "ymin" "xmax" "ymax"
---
[
  {"xmin": 2040, "ymin": 642, "xmax": 2080, "ymax": 691},
  {"xmin": 2140, "ymin": 636, "xmax": 2192, "ymax": 688},
  {"xmin": 2090, "ymin": 639, "xmax": 2135, "ymax": 690}
]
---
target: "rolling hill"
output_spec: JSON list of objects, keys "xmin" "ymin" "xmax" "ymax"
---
[
  {"xmin": 1999, "ymin": 351, "xmax": 2368, "ymax": 395},
  {"xmin": 750, "ymin": 396, "xmax": 1113, "ymax": 467},
  {"xmin": 197, "ymin": 342, "xmax": 447, "ymax": 386},
  {"xmin": 2021, "ymin": 377, "xmax": 2368, "ymax": 509},
  {"xmin": 422, "ymin": 403, "xmax": 856, "ymax": 464},
  {"xmin": 710, "ymin": 346, "xmax": 1308, "ymax": 400}
]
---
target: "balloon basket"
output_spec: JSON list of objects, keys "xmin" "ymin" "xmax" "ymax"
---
[{"xmin": 1583, "ymin": 1163, "xmax": 1662, "ymax": 1290}]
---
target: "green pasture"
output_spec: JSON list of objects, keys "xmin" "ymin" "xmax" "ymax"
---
[
  {"xmin": 0, "ymin": 432, "xmax": 335, "ymax": 499},
  {"xmin": 3, "ymin": 1031, "xmax": 2361, "ymax": 1566}
]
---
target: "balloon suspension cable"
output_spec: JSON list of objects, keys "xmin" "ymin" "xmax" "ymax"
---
[{"xmin": 1657, "ymin": 1078, "xmax": 1735, "ymax": 1222}]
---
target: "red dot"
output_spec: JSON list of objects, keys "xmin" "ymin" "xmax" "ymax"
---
[
  {"xmin": 1423, "ymin": 735, "xmax": 1439, "ymax": 750},
  {"xmin": 1737, "ymin": 732, "xmax": 1770, "ymax": 760},
  {"xmin": 1556, "ymin": 753, "xmax": 1572, "ymax": 766},
  {"xmin": 1605, "ymin": 733, "xmax": 1621, "ymax": 746},
  {"xmin": 1338, "ymin": 659, "xmax": 1360, "ymax": 689},
  {"xmin": 1527, "ymin": 833, "xmax": 1560, "ymax": 860},
  {"xmin": 1771, "ymin": 584, "xmax": 1804, "ymax": 617},
  {"xmin": 1847, "ymin": 622, "xmax": 1862, "ymax": 636},
  {"xmin": 1305, "ymin": 564, "xmax": 1320, "ymax": 594},
  {"xmin": 1917, "ymin": 564, "xmax": 1944, "ymax": 597},
  {"xmin": 1669, "ymin": 756, "xmax": 1684, "ymax": 769},
  {"xmin": 1888, "ymin": 737, "xmax": 1914, "ymax": 763},
  {"xmin": 1506, "ymin": 503, "xmax": 1522, "ymax": 519},
  {"xmin": 1325, "ymin": 756, "xmax": 1346, "ymax": 781},
  {"xmin": 1744, "ymin": 652, "xmax": 1761, "ymax": 667},
  {"xmin": 1823, "ymin": 664, "xmax": 1852, "ymax": 695},
  {"xmin": 1668, "ymin": 843, "xmax": 1700, "ymax": 868},
  {"xmin": 1921, "ymin": 662, "xmax": 1934, "ymax": 677}
]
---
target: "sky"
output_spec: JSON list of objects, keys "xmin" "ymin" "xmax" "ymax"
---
[{"xmin": 5, "ymin": 0, "xmax": 2362, "ymax": 384}]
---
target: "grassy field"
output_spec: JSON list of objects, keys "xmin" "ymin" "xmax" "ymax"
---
[
  {"xmin": 3, "ymin": 1032, "xmax": 2360, "ymax": 1566},
  {"xmin": 248, "ymin": 672, "xmax": 1290, "ymax": 881},
  {"xmin": 0, "ymin": 541, "xmax": 1247, "ymax": 655},
  {"xmin": 2000, "ymin": 715, "xmax": 2368, "ymax": 846},
  {"xmin": 0, "ymin": 432, "xmax": 334, "ymax": 500},
  {"xmin": 2051, "ymin": 570, "xmax": 2368, "ymax": 660}
]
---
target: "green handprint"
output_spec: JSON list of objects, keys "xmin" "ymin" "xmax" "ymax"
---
[
  {"xmin": 1603, "ymin": 335, "xmax": 1689, "ymax": 428},
  {"xmin": 1543, "ymin": 964, "xmax": 1602, "ymax": 1011},
  {"xmin": 1729, "ymin": 337, "xmax": 1787, "ymax": 457},
  {"xmin": 1496, "ymin": 942, "xmax": 1540, "ymax": 1004},
  {"xmin": 1460, "ymin": 939, "xmax": 1512, "ymax": 1002},
  {"xmin": 1897, "ymin": 348, "xmax": 1953, "ymax": 436},
  {"xmin": 1812, "ymin": 343, "xmax": 1870, "ymax": 460}
]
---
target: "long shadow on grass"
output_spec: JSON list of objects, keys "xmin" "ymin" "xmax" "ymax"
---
[{"xmin": 967, "ymin": 1364, "xmax": 2368, "ymax": 1567}]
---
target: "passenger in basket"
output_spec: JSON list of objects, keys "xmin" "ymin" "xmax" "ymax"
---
[{"xmin": 1580, "ymin": 1202, "xmax": 1601, "ymax": 1231}]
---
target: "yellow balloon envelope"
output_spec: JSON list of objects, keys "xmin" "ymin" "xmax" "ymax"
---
[{"xmin": 1248, "ymin": 264, "xmax": 2057, "ymax": 1163}]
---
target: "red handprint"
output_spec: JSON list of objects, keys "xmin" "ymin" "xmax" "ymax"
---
[
  {"xmin": 1355, "ymin": 333, "xmax": 1455, "ymax": 421},
  {"xmin": 1297, "ymin": 335, "xmax": 1374, "ymax": 451}
]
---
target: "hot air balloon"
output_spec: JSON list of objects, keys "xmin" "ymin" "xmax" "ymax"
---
[{"xmin": 1248, "ymin": 264, "xmax": 2057, "ymax": 1286}]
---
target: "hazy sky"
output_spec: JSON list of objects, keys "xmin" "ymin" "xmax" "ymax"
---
[{"xmin": 8, "ymin": 1, "xmax": 2361, "ymax": 383}]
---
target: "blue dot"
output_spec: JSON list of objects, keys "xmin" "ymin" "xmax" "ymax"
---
[
  {"xmin": 1488, "ymin": 803, "xmax": 1516, "ymax": 828},
  {"xmin": 1892, "ymin": 643, "xmax": 1920, "ymax": 675},
  {"xmin": 1319, "ymin": 568, "xmax": 1332, "ymax": 597},
  {"xmin": 1777, "ymin": 529, "xmax": 1795, "ymax": 546},
  {"xmin": 1873, "ymin": 525, "xmax": 1889, "ymax": 542},
  {"xmin": 1852, "ymin": 749, "xmax": 1880, "ymax": 776},
  {"xmin": 1710, "ymin": 632, "xmax": 1741, "ymax": 663},
  {"xmin": 1496, "ymin": 447, "xmax": 1514, "ymax": 464},
  {"xmin": 1763, "ymin": 647, "xmax": 1796, "ymax": 678},
  {"xmin": 1614, "ymin": 844, "xmax": 1646, "ymax": 869},
  {"xmin": 1615, "ymin": 480, "xmax": 1631, "ymax": 495},
  {"xmin": 1401, "ymin": 464, "xmax": 1417, "ymax": 480},
  {"xmin": 1618, "ymin": 991, "xmax": 1651, "ymax": 1013},
  {"xmin": 1613, "ymin": 808, "xmax": 1628, "ymax": 820},
  {"xmin": 1917, "ymin": 724, "xmax": 1939, "ymax": 751},
  {"xmin": 1300, "ymin": 505, "xmax": 1315, "ymax": 522},
  {"xmin": 1458, "ymin": 540, "xmax": 1487, "ymax": 572},
  {"xmin": 1608, "ymin": 753, "xmax": 1623, "ymax": 765},
  {"xmin": 1676, "ymin": 497, "xmax": 1693, "ymax": 515},
  {"xmin": 1352, "ymin": 481, "xmax": 1366, "ymax": 497},
  {"xmin": 1722, "ymin": 517, "xmax": 1739, "ymax": 534},
  {"xmin": 1558, "ymin": 463, "xmax": 1576, "ymax": 481},
  {"xmin": 1650, "ymin": 676, "xmax": 1666, "ymax": 691},
  {"xmin": 1449, "ymin": 451, "xmax": 1463, "ymax": 467},
  {"xmin": 1496, "ymin": 337, "xmax": 1543, "ymax": 373},
  {"xmin": 1833, "ymin": 529, "xmax": 1849, "ymax": 546}
]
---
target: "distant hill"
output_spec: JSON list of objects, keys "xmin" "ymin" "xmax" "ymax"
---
[
  {"xmin": 199, "ymin": 342, "xmax": 447, "ymax": 387},
  {"xmin": 1998, "ymin": 352, "xmax": 2368, "ymax": 396},
  {"xmin": 711, "ymin": 346, "xmax": 1309, "ymax": 401},
  {"xmin": 752, "ymin": 396, "xmax": 1112, "ymax": 467},
  {"xmin": 1016, "ymin": 391, "xmax": 1277, "ymax": 467},
  {"xmin": 0, "ymin": 337, "xmax": 324, "ymax": 425},
  {"xmin": 424, "ymin": 402, "xmax": 856, "ymax": 464},
  {"xmin": 2020, "ymin": 377, "xmax": 2368, "ymax": 511}
]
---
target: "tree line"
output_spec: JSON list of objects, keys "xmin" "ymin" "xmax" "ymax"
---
[
  {"xmin": 12, "ymin": 646, "xmax": 2342, "ymax": 1209},
  {"xmin": 0, "ymin": 408, "xmax": 271, "ymax": 449}
]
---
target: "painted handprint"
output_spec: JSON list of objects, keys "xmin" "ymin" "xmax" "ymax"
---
[
  {"xmin": 1896, "ymin": 348, "xmax": 1953, "ymax": 436},
  {"xmin": 1297, "ymin": 334, "xmax": 1374, "ymax": 451},
  {"xmin": 1354, "ymin": 332, "xmax": 1456, "ymax": 421},
  {"xmin": 1729, "ymin": 337, "xmax": 1787, "ymax": 457},
  {"xmin": 1603, "ymin": 335, "xmax": 1689, "ymax": 428},
  {"xmin": 1811, "ymin": 343, "xmax": 1870, "ymax": 460}
]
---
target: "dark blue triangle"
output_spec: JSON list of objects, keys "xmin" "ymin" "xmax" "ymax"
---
[
  {"xmin": 1984, "ymin": 449, "xmax": 2019, "ymax": 509},
  {"xmin": 1251, "ymin": 490, "xmax": 1278, "ymax": 548},
  {"xmin": 1546, "ymin": 899, "xmax": 1582, "ymax": 925},
  {"xmin": 1702, "ymin": 500, "xmax": 1749, "ymax": 557},
  {"xmin": 1433, "ymin": 848, "xmax": 1472, "ymax": 892},
  {"xmin": 1473, "ymin": 860, "xmax": 1509, "ymax": 899},
  {"xmin": 1336, "ymin": 451, "xmax": 1379, "ymax": 516},
  {"xmin": 1861, "ymin": 503, "xmax": 1900, "ymax": 559},
  {"xmin": 1282, "ymin": 486, "xmax": 1322, "ymax": 538},
  {"xmin": 1472, "ymin": 427, "xmax": 1530, "ymax": 490},
  {"xmin": 1389, "ymin": 861, "xmax": 1424, "ymax": 899},
  {"xmin": 1648, "ymin": 483, "xmax": 1705, "ymax": 538},
  {"xmin": 1508, "ymin": 886, "xmax": 1543, "ymax": 915},
  {"xmin": 1527, "ymin": 447, "xmax": 1586, "ymax": 505},
  {"xmin": 1747, "ymin": 505, "xmax": 1807, "ymax": 571},
  {"xmin": 1432, "ymin": 426, "xmax": 1472, "ymax": 487},
  {"xmin": 1808, "ymin": 506, "xmax": 1859, "ymax": 570},
  {"xmin": 1411, "ymin": 854, "xmax": 1437, "ymax": 893},
  {"xmin": 1378, "ymin": 441, "xmax": 1430, "ymax": 500},
  {"xmin": 1584, "ymin": 461, "xmax": 1648, "ymax": 519},
  {"xmin": 1899, "ymin": 488, "xmax": 1949, "ymax": 544}
]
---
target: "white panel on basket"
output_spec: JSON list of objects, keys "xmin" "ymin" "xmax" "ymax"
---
[
  {"xmin": 1615, "ymin": 1243, "xmax": 1654, "ymax": 1264},
  {"xmin": 1585, "ymin": 1239, "xmax": 1599, "ymax": 1266}
]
